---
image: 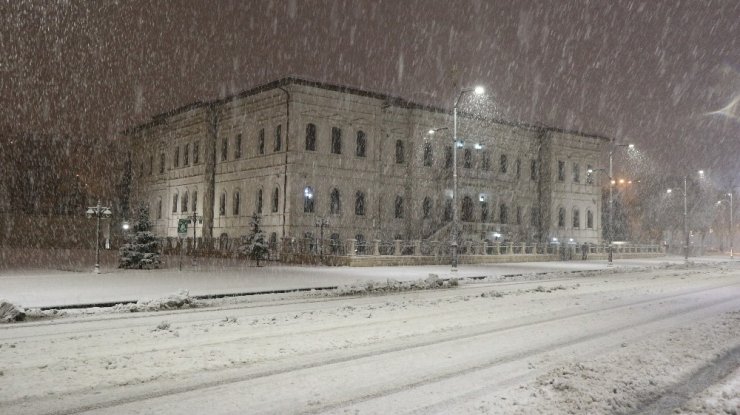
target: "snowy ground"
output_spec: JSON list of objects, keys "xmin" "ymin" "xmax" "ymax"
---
[
  {"xmin": 1, "ymin": 261, "xmax": 738, "ymax": 414},
  {"xmin": 0, "ymin": 255, "xmax": 731, "ymax": 308}
]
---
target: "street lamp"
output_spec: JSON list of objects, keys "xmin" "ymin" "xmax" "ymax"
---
[
  {"xmin": 602, "ymin": 141, "xmax": 634, "ymax": 265},
  {"xmin": 189, "ymin": 208, "xmax": 203, "ymax": 266},
  {"xmin": 666, "ymin": 170, "xmax": 704, "ymax": 262},
  {"xmin": 86, "ymin": 200, "xmax": 112, "ymax": 274},
  {"xmin": 449, "ymin": 85, "xmax": 485, "ymax": 271},
  {"xmin": 719, "ymin": 192, "xmax": 734, "ymax": 259}
]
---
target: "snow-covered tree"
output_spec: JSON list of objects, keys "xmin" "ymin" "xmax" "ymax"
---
[
  {"xmin": 239, "ymin": 213, "xmax": 269, "ymax": 266},
  {"xmin": 118, "ymin": 203, "xmax": 161, "ymax": 269}
]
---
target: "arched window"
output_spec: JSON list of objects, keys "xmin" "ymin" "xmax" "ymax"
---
[
  {"xmin": 256, "ymin": 189, "xmax": 263, "ymax": 214},
  {"xmin": 303, "ymin": 187, "xmax": 315, "ymax": 213},
  {"xmin": 235, "ymin": 134, "xmax": 242, "ymax": 159},
  {"xmin": 159, "ymin": 153, "xmax": 165, "ymax": 174},
  {"xmin": 174, "ymin": 146, "xmax": 180, "ymax": 167},
  {"xmin": 272, "ymin": 187, "xmax": 279, "ymax": 213},
  {"xmin": 219, "ymin": 192, "xmax": 226, "ymax": 216},
  {"xmin": 444, "ymin": 199, "xmax": 453, "ymax": 221},
  {"xmin": 305, "ymin": 124, "xmax": 316, "ymax": 151},
  {"xmin": 444, "ymin": 146, "xmax": 453, "ymax": 168},
  {"xmin": 172, "ymin": 193, "xmax": 178, "ymax": 213},
  {"xmin": 423, "ymin": 143, "xmax": 433, "ymax": 166},
  {"xmin": 184, "ymin": 143, "xmax": 190, "ymax": 165},
  {"xmin": 221, "ymin": 137, "xmax": 228, "ymax": 161},
  {"xmin": 558, "ymin": 207, "xmax": 566, "ymax": 228},
  {"xmin": 192, "ymin": 190, "xmax": 198, "ymax": 212},
  {"xmin": 499, "ymin": 203, "xmax": 508, "ymax": 224},
  {"xmin": 394, "ymin": 195, "xmax": 404, "ymax": 218},
  {"xmin": 193, "ymin": 141, "xmax": 199, "ymax": 164},
  {"xmin": 463, "ymin": 149, "xmax": 472, "ymax": 169},
  {"xmin": 182, "ymin": 191, "xmax": 189, "ymax": 213},
  {"xmin": 330, "ymin": 233, "xmax": 340, "ymax": 254},
  {"xmin": 233, "ymin": 191, "xmax": 240, "ymax": 216},
  {"xmin": 356, "ymin": 131, "xmax": 366, "ymax": 157},
  {"xmin": 355, "ymin": 191, "xmax": 365, "ymax": 216},
  {"xmin": 258, "ymin": 128, "xmax": 265, "ymax": 155},
  {"xmin": 331, "ymin": 127, "xmax": 342, "ymax": 154},
  {"xmin": 500, "ymin": 154, "xmax": 508, "ymax": 173},
  {"xmin": 274, "ymin": 124, "xmax": 282, "ymax": 151},
  {"xmin": 395, "ymin": 140, "xmax": 404, "ymax": 164},
  {"xmin": 330, "ymin": 188, "xmax": 341, "ymax": 215},
  {"xmin": 422, "ymin": 197, "xmax": 432, "ymax": 219},
  {"xmin": 462, "ymin": 196, "xmax": 474, "ymax": 221},
  {"xmin": 572, "ymin": 209, "xmax": 580, "ymax": 228},
  {"xmin": 480, "ymin": 202, "xmax": 489, "ymax": 222},
  {"xmin": 587, "ymin": 210, "xmax": 594, "ymax": 229},
  {"xmin": 157, "ymin": 198, "xmax": 162, "ymax": 219}
]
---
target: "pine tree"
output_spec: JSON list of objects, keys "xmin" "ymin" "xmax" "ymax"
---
[
  {"xmin": 240, "ymin": 213, "xmax": 269, "ymax": 266},
  {"xmin": 118, "ymin": 203, "xmax": 161, "ymax": 269}
]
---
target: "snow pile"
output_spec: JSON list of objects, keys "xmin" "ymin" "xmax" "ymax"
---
[
  {"xmin": 333, "ymin": 274, "xmax": 458, "ymax": 296},
  {"xmin": 0, "ymin": 300, "xmax": 26, "ymax": 322},
  {"xmin": 113, "ymin": 290, "xmax": 196, "ymax": 312}
]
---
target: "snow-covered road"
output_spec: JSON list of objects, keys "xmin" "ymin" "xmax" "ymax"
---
[{"xmin": 1, "ymin": 263, "xmax": 739, "ymax": 414}]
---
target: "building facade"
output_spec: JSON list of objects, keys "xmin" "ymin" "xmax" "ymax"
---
[{"xmin": 126, "ymin": 77, "xmax": 607, "ymax": 249}]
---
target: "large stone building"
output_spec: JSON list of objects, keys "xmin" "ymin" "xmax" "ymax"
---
[{"xmin": 126, "ymin": 77, "xmax": 607, "ymax": 251}]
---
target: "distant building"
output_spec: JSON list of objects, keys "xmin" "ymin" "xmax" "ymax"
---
[{"xmin": 125, "ymin": 77, "xmax": 607, "ymax": 249}]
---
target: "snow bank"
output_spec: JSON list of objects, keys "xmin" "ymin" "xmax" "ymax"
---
[
  {"xmin": 0, "ymin": 300, "xmax": 25, "ymax": 322},
  {"xmin": 332, "ymin": 274, "xmax": 459, "ymax": 296},
  {"xmin": 114, "ymin": 289, "xmax": 196, "ymax": 312}
]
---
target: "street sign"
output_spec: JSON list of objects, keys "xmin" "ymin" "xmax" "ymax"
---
[{"xmin": 177, "ymin": 219, "xmax": 189, "ymax": 237}]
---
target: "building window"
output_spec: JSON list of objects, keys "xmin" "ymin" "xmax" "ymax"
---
[
  {"xmin": 306, "ymin": 124, "xmax": 316, "ymax": 151},
  {"xmin": 274, "ymin": 125, "xmax": 282, "ymax": 152},
  {"xmin": 573, "ymin": 209, "xmax": 580, "ymax": 228},
  {"xmin": 269, "ymin": 232, "xmax": 278, "ymax": 250},
  {"xmin": 394, "ymin": 196, "xmax": 404, "ymax": 218},
  {"xmin": 192, "ymin": 190, "xmax": 198, "ymax": 212},
  {"xmin": 515, "ymin": 206, "xmax": 521, "ymax": 225},
  {"xmin": 157, "ymin": 198, "xmax": 162, "ymax": 219},
  {"xmin": 160, "ymin": 153, "xmax": 165, "ymax": 174},
  {"xmin": 184, "ymin": 144, "xmax": 190, "ymax": 166},
  {"xmin": 395, "ymin": 140, "xmax": 404, "ymax": 164},
  {"xmin": 500, "ymin": 154, "xmax": 508, "ymax": 173},
  {"xmin": 233, "ymin": 192, "xmax": 240, "ymax": 216},
  {"xmin": 174, "ymin": 147, "xmax": 180, "ymax": 168},
  {"xmin": 139, "ymin": 161, "xmax": 144, "ymax": 177},
  {"xmin": 558, "ymin": 207, "xmax": 566, "ymax": 228},
  {"xmin": 530, "ymin": 159, "xmax": 537, "ymax": 180},
  {"xmin": 356, "ymin": 234, "xmax": 366, "ymax": 254},
  {"xmin": 463, "ymin": 149, "xmax": 472, "ymax": 168},
  {"xmin": 219, "ymin": 193, "xmax": 226, "ymax": 216},
  {"xmin": 355, "ymin": 191, "xmax": 365, "ymax": 216},
  {"xmin": 172, "ymin": 193, "xmax": 178, "ymax": 213},
  {"xmin": 558, "ymin": 161, "xmax": 565, "ymax": 181},
  {"xmin": 573, "ymin": 163, "xmax": 580, "ymax": 183},
  {"xmin": 356, "ymin": 130, "xmax": 367, "ymax": 157},
  {"xmin": 444, "ymin": 199, "xmax": 452, "ymax": 221},
  {"xmin": 587, "ymin": 164, "xmax": 594, "ymax": 185},
  {"xmin": 531, "ymin": 207, "xmax": 540, "ymax": 227},
  {"xmin": 148, "ymin": 155, "xmax": 153, "ymax": 175},
  {"xmin": 193, "ymin": 141, "xmax": 199, "ymax": 164},
  {"xmin": 444, "ymin": 146, "xmax": 453, "ymax": 168},
  {"xmin": 331, "ymin": 127, "xmax": 342, "ymax": 154},
  {"xmin": 182, "ymin": 191, "xmax": 189, "ymax": 213},
  {"xmin": 422, "ymin": 143, "xmax": 433, "ymax": 166},
  {"xmin": 481, "ymin": 202, "xmax": 489, "ymax": 222},
  {"xmin": 256, "ymin": 189, "xmax": 263, "ymax": 214},
  {"xmin": 258, "ymin": 128, "xmax": 265, "ymax": 155},
  {"xmin": 461, "ymin": 196, "xmax": 473, "ymax": 221},
  {"xmin": 499, "ymin": 203, "xmax": 508, "ymax": 224},
  {"xmin": 304, "ymin": 187, "xmax": 315, "ymax": 213},
  {"xmin": 422, "ymin": 197, "xmax": 432, "ymax": 219},
  {"xmin": 272, "ymin": 187, "xmax": 279, "ymax": 213},
  {"xmin": 330, "ymin": 188, "xmax": 341, "ymax": 215},
  {"xmin": 481, "ymin": 151, "xmax": 491, "ymax": 171},
  {"xmin": 221, "ymin": 137, "xmax": 228, "ymax": 161},
  {"xmin": 235, "ymin": 134, "xmax": 242, "ymax": 159},
  {"xmin": 515, "ymin": 159, "xmax": 521, "ymax": 179},
  {"xmin": 587, "ymin": 210, "xmax": 594, "ymax": 228}
]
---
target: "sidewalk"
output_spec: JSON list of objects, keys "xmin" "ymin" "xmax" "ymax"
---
[{"xmin": 0, "ymin": 255, "xmax": 734, "ymax": 309}]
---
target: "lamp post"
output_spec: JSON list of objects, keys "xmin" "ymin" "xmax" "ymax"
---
[
  {"xmin": 86, "ymin": 200, "xmax": 112, "ymax": 274},
  {"xmin": 606, "ymin": 141, "xmax": 634, "ymax": 265},
  {"xmin": 449, "ymin": 85, "xmax": 485, "ymax": 271},
  {"xmin": 189, "ymin": 209, "xmax": 203, "ymax": 266},
  {"xmin": 719, "ymin": 192, "xmax": 733, "ymax": 259},
  {"xmin": 666, "ymin": 170, "xmax": 703, "ymax": 262},
  {"xmin": 315, "ymin": 217, "xmax": 329, "ymax": 260}
]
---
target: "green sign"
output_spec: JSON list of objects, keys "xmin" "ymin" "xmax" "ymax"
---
[{"xmin": 177, "ymin": 219, "xmax": 189, "ymax": 235}]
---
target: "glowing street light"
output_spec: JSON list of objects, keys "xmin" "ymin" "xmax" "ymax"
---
[{"xmin": 86, "ymin": 200, "xmax": 112, "ymax": 274}]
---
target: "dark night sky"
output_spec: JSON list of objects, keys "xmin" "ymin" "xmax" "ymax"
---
[{"xmin": 1, "ymin": 0, "xmax": 738, "ymax": 185}]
